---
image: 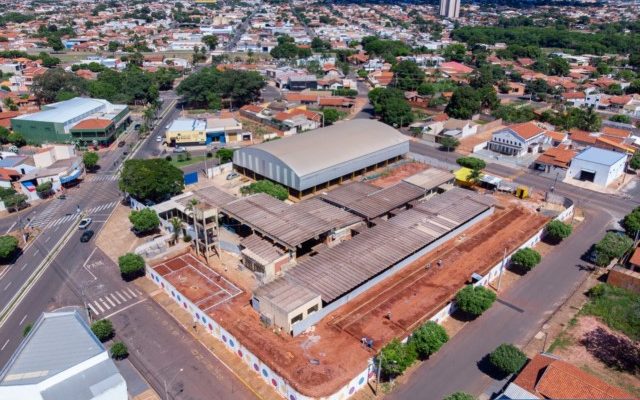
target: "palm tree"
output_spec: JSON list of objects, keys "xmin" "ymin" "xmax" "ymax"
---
[
  {"xmin": 170, "ymin": 217, "xmax": 182, "ymax": 243},
  {"xmin": 468, "ymin": 168, "xmax": 483, "ymax": 185}
]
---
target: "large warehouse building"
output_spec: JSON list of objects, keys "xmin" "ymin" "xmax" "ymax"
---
[
  {"xmin": 11, "ymin": 97, "xmax": 130, "ymax": 145},
  {"xmin": 232, "ymin": 120, "xmax": 410, "ymax": 198}
]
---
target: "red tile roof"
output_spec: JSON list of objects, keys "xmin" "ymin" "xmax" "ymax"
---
[
  {"xmin": 569, "ymin": 128, "xmax": 598, "ymax": 145},
  {"xmin": 72, "ymin": 118, "xmax": 112, "ymax": 130},
  {"xmin": 630, "ymin": 247, "xmax": 640, "ymax": 266},
  {"xmin": 509, "ymin": 122, "xmax": 545, "ymax": 140},
  {"xmin": 514, "ymin": 354, "xmax": 634, "ymax": 399},
  {"xmin": 601, "ymin": 126, "xmax": 631, "ymax": 138},
  {"xmin": 535, "ymin": 145, "xmax": 577, "ymax": 168}
]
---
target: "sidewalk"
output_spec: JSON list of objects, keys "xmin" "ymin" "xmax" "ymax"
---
[
  {"xmin": 135, "ymin": 277, "xmax": 283, "ymax": 400},
  {"xmin": 95, "ymin": 203, "xmax": 146, "ymax": 263}
]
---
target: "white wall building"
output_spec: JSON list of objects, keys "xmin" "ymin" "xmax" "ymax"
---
[
  {"xmin": 440, "ymin": 0, "xmax": 460, "ymax": 19},
  {"xmin": 0, "ymin": 310, "xmax": 127, "ymax": 400},
  {"xmin": 567, "ymin": 147, "xmax": 627, "ymax": 187}
]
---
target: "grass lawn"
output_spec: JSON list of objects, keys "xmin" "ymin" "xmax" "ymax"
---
[
  {"xmin": 581, "ymin": 284, "xmax": 640, "ymax": 340},
  {"xmin": 169, "ymin": 155, "xmax": 209, "ymax": 168}
]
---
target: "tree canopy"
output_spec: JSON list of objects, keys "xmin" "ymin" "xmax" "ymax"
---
[
  {"xmin": 445, "ymin": 86, "xmax": 482, "ymax": 119},
  {"xmin": 129, "ymin": 208, "xmax": 160, "ymax": 235},
  {"xmin": 240, "ymin": 180, "xmax": 288, "ymax": 201},
  {"xmin": 545, "ymin": 220, "xmax": 573, "ymax": 243},
  {"xmin": 443, "ymin": 393, "xmax": 475, "ymax": 400},
  {"xmin": 440, "ymin": 137, "xmax": 460, "ymax": 152},
  {"xmin": 489, "ymin": 343, "xmax": 527, "ymax": 375},
  {"xmin": 409, "ymin": 321, "xmax": 449, "ymax": 359},
  {"xmin": 455, "ymin": 285, "xmax": 497, "ymax": 316},
  {"xmin": 91, "ymin": 319, "xmax": 114, "ymax": 342},
  {"xmin": 594, "ymin": 232, "xmax": 633, "ymax": 266},
  {"xmin": 83, "ymin": 151, "xmax": 99, "ymax": 171},
  {"xmin": 379, "ymin": 339, "xmax": 417, "ymax": 378},
  {"xmin": 456, "ymin": 156, "xmax": 486, "ymax": 170},
  {"xmin": 119, "ymin": 159, "xmax": 184, "ymax": 203},
  {"xmin": 622, "ymin": 207, "xmax": 640, "ymax": 238},
  {"xmin": 118, "ymin": 253, "xmax": 146, "ymax": 281},
  {"xmin": 177, "ymin": 66, "xmax": 265, "ymax": 109},
  {"xmin": 0, "ymin": 235, "xmax": 19, "ymax": 260},
  {"xmin": 368, "ymin": 88, "xmax": 413, "ymax": 127},
  {"xmin": 510, "ymin": 248, "xmax": 541, "ymax": 271},
  {"xmin": 391, "ymin": 60, "xmax": 425, "ymax": 91}
]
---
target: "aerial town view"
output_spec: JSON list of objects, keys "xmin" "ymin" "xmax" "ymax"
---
[{"xmin": 0, "ymin": 0, "xmax": 639, "ymax": 399}]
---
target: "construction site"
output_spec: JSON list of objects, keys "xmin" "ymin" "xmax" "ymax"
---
[{"xmin": 147, "ymin": 189, "xmax": 552, "ymax": 398}]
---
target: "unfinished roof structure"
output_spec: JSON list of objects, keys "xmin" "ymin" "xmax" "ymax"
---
[
  {"xmin": 320, "ymin": 181, "xmax": 426, "ymax": 220},
  {"xmin": 402, "ymin": 168, "xmax": 455, "ymax": 191},
  {"xmin": 257, "ymin": 188, "xmax": 494, "ymax": 305},
  {"xmin": 233, "ymin": 120, "xmax": 409, "ymax": 193},
  {"xmin": 222, "ymin": 194, "xmax": 362, "ymax": 250}
]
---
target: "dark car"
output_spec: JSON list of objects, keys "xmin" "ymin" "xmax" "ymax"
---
[
  {"xmin": 80, "ymin": 230, "xmax": 94, "ymax": 243},
  {"xmin": 118, "ymin": 141, "xmax": 126, "ymax": 147}
]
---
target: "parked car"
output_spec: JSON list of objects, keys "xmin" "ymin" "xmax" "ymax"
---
[
  {"xmin": 173, "ymin": 146, "xmax": 187, "ymax": 153},
  {"xmin": 226, "ymin": 172, "xmax": 239, "ymax": 180},
  {"xmin": 78, "ymin": 218, "xmax": 92, "ymax": 230},
  {"xmin": 80, "ymin": 230, "xmax": 94, "ymax": 243},
  {"xmin": 156, "ymin": 136, "xmax": 162, "ymax": 142},
  {"xmin": 118, "ymin": 141, "xmax": 126, "ymax": 147}
]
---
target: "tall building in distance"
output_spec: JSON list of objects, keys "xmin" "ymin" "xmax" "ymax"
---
[{"xmin": 439, "ymin": 0, "xmax": 460, "ymax": 19}]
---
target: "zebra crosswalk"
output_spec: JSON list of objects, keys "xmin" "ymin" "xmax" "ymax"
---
[
  {"xmin": 87, "ymin": 288, "xmax": 143, "ymax": 318},
  {"xmin": 27, "ymin": 200, "xmax": 66, "ymax": 228},
  {"xmin": 41, "ymin": 201, "xmax": 119, "ymax": 229},
  {"xmin": 85, "ymin": 174, "xmax": 118, "ymax": 182}
]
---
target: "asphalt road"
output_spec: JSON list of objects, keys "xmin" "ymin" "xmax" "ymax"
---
[{"xmin": 388, "ymin": 142, "xmax": 638, "ymax": 399}]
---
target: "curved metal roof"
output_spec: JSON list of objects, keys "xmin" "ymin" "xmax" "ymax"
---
[{"xmin": 241, "ymin": 120, "xmax": 409, "ymax": 178}]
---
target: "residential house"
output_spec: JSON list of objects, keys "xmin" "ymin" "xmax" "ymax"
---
[
  {"xmin": 533, "ymin": 145, "xmax": 577, "ymax": 176},
  {"xmin": 487, "ymin": 122, "xmax": 549, "ymax": 156}
]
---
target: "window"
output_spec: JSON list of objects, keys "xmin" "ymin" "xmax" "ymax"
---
[
  {"xmin": 307, "ymin": 304, "xmax": 318, "ymax": 314},
  {"xmin": 290, "ymin": 313, "xmax": 303, "ymax": 325}
]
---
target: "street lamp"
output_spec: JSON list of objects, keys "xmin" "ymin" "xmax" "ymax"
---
[{"xmin": 164, "ymin": 368, "xmax": 183, "ymax": 400}]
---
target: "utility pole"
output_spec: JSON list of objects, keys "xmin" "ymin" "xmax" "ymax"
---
[
  {"xmin": 375, "ymin": 354, "xmax": 383, "ymax": 395},
  {"xmin": 496, "ymin": 247, "xmax": 507, "ymax": 292}
]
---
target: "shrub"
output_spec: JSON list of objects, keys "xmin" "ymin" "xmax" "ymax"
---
[
  {"xmin": 622, "ymin": 207, "xmax": 640, "ymax": 237},
  {"xmin": 165, "ymin": 155, "xmax": 172, "ymax": 162},
  {"xmin": 510, "ymin": 248, "xmax": 541, "ymax": 271},
  {"xmin": 118, "ymin": 253, "xmax": 145, "ymax": 281},
  {"xmin": 456, "ymin": 156, "xmax": 486, "ymax": 170},
  {"xmin": 455, "ymin": 285, "xmax": 497, "ymax": 316},
  {"xmin": 379, "ymin": 339, "xmax": 417, "ymax": 378},
  {"xmin": 183, "ymin": 234, "xmax": 192, "ymax": 242},
  {"xmin": 36, "ymin": 181, "xmax": 53, "ymax": 196},
  {"xmin": 91, "ymin": 319, "xmax": 114, "ymax": 342},
  {"xmin": 22, "ymin": 323, "xmax": 32, "ymax": 337},
  {"xmin": 0, "ymin": 235, "xmax": 19, "ymax": 260},
  {"xmin": 110, "ymin": 342, "xmax": 129, "ymax": 360},
  {"xmin": 489, "ymin": 343, "xmax": 527, "ymax": 375},
  {"xmin": 594, "ymin": 232, "xmax": 633, "ymax": 266},
  {"xmin": 128, "ymin": 208, "xmax": 160, "ymax": 234},
  {"xmin": 545, "ymin": 220, "xmax": 573, "ymax": 243},
  {"xmin": 443, "ymin": 393, "xmax": 475, "ymax": 400},
  {"xmin": 409, "ymin": 321, "xmax": 449, "ymax": 359},
  {"xmin": 206, "ymin": 151, "xmax": 213, "ymax": 158},
  {"xmin": 240, "ymin": 180, "xmax": 288, "ymax": 200},
  {"xmin": 440, "ymin": 136, "xmax": 460, "ymax": 151}
]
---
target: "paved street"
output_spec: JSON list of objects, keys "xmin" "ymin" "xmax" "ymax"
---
[{"xmin": 387, "ymin": 141, "xmax": 638, "ymax": 399}]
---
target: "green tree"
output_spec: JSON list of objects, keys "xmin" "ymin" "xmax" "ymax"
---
[
  {"xmin": 36, "ymin": 181, "xmax": 53, "ymax": 197},
  {"xmin": 128, "ymin": 208, "xmax": 160, "ymax": 235},
  {"xmin": 215, "ymin": 148, "xmax": 235, "ymax": 163},
  {"xmin": 32, "ymin": 68, "xmax": 87, "ymax": 104},
  {"xmin": 548, "ymin": 57, "xmax": 570, "ymax": 76},
  {"xmin": 440, "ymin": 136, "xmax": 460, "ymax": 152},
  {"xmin": 177, "ymin": 67, "xmax": 265, "ymax": 109},
  {"xmin": 379, "ymin": 339, "xmax": 417, "ymax": 378},
  {"xmin": 622, "ymin": 207, "xmax": 640, "ymax": 237},
  {"xmin": 202, "ymin": 35, "xmax": 218, "ymax": 51},
  {"xmin": 118, "ymin": 253, "xmax": 145, "ymax": 281},
  {"xmin": 322, "ymin": 108, "xmax": 341, "ymax": 126},
  {"xmin": 489, "ymin": 343, "xmax": 527, "ymax": 375},
  {"xmin": 391, "ymin": 60, "xmax": 425, "ymax": 91},
  {"xmin": 545, "ymin": 220, "xmax": 573, "ymax": 243},
  {"xmin": 91, "ymin": 319, "xmax": 114, "ymax": 342},
  {"xmin": 455, "ymin": 285, "xmax": 497, "ymax": 316},
  {"xmin": 443, "ymin": 44, "xmax": 466, "ymax": 62},
  {"xmin": 446, "ymin": 86, "xmax": 481, "ymax": 119},
  {"xmin": 409, "ymin": 321, "xmax": 449, "ymax": 359},
  {"xmin": 240, "ymin": 180, "xmax": 288, "ymax": 200},
  {"xmin": 0, "ymin": 126, "xmax": 9, "ymax": 144},
  {"xmin": 594, "ymin": 232, "xmax": 633, "ymax": 266},
  {"xmin": 629, "ymin": 153, "xmax": 640, "ymax": 170},
  {"xmin": 0, "ymin": 235, "xmax": 19, "ymax": 259},
  {"xmin": 4, "ymin": 193, "xmax": 27, "ymax": 212},
  {"xmin": 22, "ymin": 323, "xmax": 32, "ymax": 337},
  {"xmin": 368, "ymin": 88, "xmax": 413, "ymax": 126},
  {"xmin": 119, "ymin": 159, "xmax": 184, "ymax": 203},
  {"xmin": 468, "ymin": 167, "xmax": 483, "ymax": 184},
  {"xmin": 110, "ymin": 342, "xmax": 129, "ymax": 360},
  {"xmin": 443, "ymin": 393, "xmax": 475, "ymax": 400},
  {"xmin": 456, "ymin": 157, "xmax": 486, "ymax": 170},
  {"xmin": 47, "ymin": 36, "xmax": 64, "ymax": 51},
  {"xmin": 610, "ymin": 114, "xmax": 632, "ymax": 124},
  {"xmin": 83, "ymin": 151, "xmax": 99, "ymax": 171},
  {"xmin": 7, "ymin": 132, "xmax": 26, "ymax": 147},
  {"xmin": 510, "ymin": 248, "xmax": 541, "ymax": 271}
]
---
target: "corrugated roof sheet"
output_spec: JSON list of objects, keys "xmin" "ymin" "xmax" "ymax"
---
[
  {"xmin": 573, "ymin": 146, "xmax": 626, "ymax": 166},
  {"xmin": 12, "ymin": 97, "xmax": 111, "ymax": 124}
]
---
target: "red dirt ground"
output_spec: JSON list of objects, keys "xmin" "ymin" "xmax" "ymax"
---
[
  {"xmin": 371, "ymin": 162, "xmax": 428, "ymax": 188},
  {"xmin": 161, "ymin": 199, "xmax": 549, "ymax": 398}
]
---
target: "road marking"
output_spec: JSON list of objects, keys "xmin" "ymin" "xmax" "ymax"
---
[
  {"xmin": 101, "ymin": 298, "xmax": 146, "ymax": 320},
  {"xmin": 0, "ymin": 339, "xmax": 8, "ymax": 351},
  {"xmin": 92, "ymin": 301, "xmax": 104, "ymax": 313},
  {"xmin": 115, "ymin": 291, "xmax": 128, "ymax": 302},
  {"xmin": 88, "ymin": 303, "xmax": 98, "ymax": 315},
  {"xmin": 110, "ymin": 293, "xmax": 121, "ymax": 305},
  {"xmin": 3, "ymin": 281, "xmax": 11, "ymax": 291},
  {"xmin": 82, "ymin": 248, "xmax": 98, "ymax": 281},
  {"xmin": 126, "ymin": 288, "xmax": 138, "ymax": 297},
  {"xmin": 20, "ymin": 264, "xmax": 28, "ymax": 271},
  {"xmin": 99, "ymin": 298, "xmax": 111, "ymax": 310},
  {"xmin": 105, "ymin": 296, "xmax": 116, "ymax": 307},
  {"xmin": 4, "ymin": 222, "xmax": 16, "ymax": 234},
  {"xmin": 19, "ymin": 314, "xmax": 27, "ymax": 325},
  {"xmin": 44, "ymin": 236, "xmax": 50, "ymax": 243}
]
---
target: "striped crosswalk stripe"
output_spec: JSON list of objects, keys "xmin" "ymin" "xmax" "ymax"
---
[{"xmin": 89, "ymin": 289, "xmax": 141, "ymax": 317}]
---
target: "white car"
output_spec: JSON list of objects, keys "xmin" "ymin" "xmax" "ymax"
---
[
  {"xmin": 156, "ymin": 135, "xmax": 162, "ymax": 142},
  {"xmin": 78, "ymin": 218, "xmax": 92, "ymax": 230}
]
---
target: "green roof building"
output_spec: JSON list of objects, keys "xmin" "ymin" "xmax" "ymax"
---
[{"xmin": 11, "ymin": 97, "xmax": 130, "ymax": 146}]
